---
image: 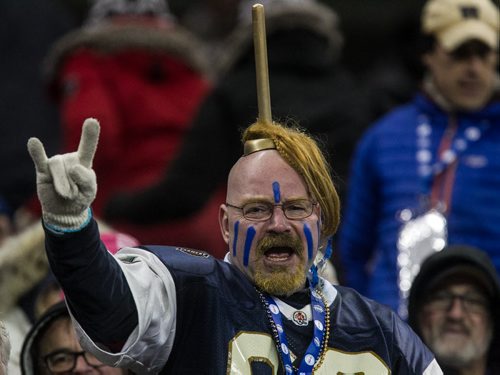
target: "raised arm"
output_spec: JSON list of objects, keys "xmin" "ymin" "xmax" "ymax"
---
[
  {"xmin": 27, "ymin": 118, "xmax": 137, "ymax": 347},
  {"xmin": 27, "ymin": 119, "xmax": 179, "ymax": 373}
]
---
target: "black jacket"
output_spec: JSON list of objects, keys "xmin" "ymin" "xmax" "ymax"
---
[{"xmin": 104, "ymin": 1, "xmax": 369, "ymax": 224}]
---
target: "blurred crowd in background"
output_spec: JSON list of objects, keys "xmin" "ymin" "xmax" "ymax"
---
[
  {"xmin": 0, "ymin": 0, "xmax": 424, "ymax": 221},
  {"xmin": 0, "ymin": 0, "xmax": 499, "ymax": 374}
]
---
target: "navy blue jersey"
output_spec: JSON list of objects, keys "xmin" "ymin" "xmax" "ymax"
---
[
  {"xmin": 144, "ymin": 245, "xmax": 438, "ymax": 374},
  {"xmin": 44, "ymin": 220, "xmax": 440, "ymax": 374}
]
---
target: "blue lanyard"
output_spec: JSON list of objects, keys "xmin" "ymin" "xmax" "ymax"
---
[
  {"xmin": 264, "ymin": 287, "xmax": 327, "ymax": 374},
  {"xmin": 416, "ymin": 114, "xmax": 488, "ymax": 194}
]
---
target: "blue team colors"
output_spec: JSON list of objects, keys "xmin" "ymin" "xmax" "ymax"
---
[
  {"xmin": 45, "ymin": 219, "xmax": 439, "ymax": 374},
  {"xmin": 340, "ymin": 93, "xmax": 500, "ymax": 312}
]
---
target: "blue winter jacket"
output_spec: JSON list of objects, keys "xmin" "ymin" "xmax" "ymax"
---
[{"xmin": 339, "ymin": 92, "xmax": 500, "ymax": 313}]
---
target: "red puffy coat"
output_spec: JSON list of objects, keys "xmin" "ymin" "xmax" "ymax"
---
[{"xmin": 45, "ymin": 21, "xmax": 227, "ymax": 255}]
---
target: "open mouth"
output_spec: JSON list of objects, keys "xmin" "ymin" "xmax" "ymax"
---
[{"xmin": 264, "ymin": 247, "xmax": 295, "ymax": 262}]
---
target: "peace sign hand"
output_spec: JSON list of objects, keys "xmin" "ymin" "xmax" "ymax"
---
[{"xmin": 28, "ymin": 118, "xmax": 100, "ymax": 232}]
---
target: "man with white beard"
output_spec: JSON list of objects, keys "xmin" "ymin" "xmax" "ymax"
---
[{"xmin": 409, "ymin": 245, "xmax": 500, "ymax": 374}]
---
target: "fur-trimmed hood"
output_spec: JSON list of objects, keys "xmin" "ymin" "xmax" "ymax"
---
[
  {"xmin": 215, "ymin": 0, "xmax": 343, "ymax": 77},
  {"xmin": 0, "ymin": 221, "xmax": 48, "ymax": 315},
  {"xmin": 0, "ymin": 220, "xmax": 138, "ymax": 316},
  {"xmin": 43, "ymin": 19, "xmax": 214, "ymax": 87}
]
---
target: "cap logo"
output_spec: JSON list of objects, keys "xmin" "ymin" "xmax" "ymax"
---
[{"xmin": 460, "ymin": 6, "xmax": 478, "ymax": 19}]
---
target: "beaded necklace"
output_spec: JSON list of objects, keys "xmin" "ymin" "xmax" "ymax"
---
[
  {"xmin": 256, "ymin": 286, "xmax": 330, "ymax": 374},
  {"xmin": 416, "ymin": 114, "xmax": 489, "ymax": 197}
]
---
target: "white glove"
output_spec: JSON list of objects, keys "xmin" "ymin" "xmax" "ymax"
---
[{"xmin": 27, "ymin": 118, "xmax": 100, "ymax": 232}]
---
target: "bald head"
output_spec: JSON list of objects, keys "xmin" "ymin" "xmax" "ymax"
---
[{"xmin": 227, "ymin": 150, "xmax": 305, "ymax": 204}]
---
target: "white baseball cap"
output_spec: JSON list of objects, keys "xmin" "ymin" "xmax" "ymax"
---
[{"xmin": 422, "ymin": 0, "xmax": 499, "ymax": 51}]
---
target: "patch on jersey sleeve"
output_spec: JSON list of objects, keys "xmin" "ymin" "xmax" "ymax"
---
[
  {"xmin": 176, "ymin": 247, "xmax": 211, "ymax": 258},
  {"xmin": 120, "ymin": 256, "xmax": 139, "ymax": 263}
]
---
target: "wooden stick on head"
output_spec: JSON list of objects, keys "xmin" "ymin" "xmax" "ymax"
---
[{"xmin": 252, "ymin": 3, "xmax": 272, "ymax": 125}]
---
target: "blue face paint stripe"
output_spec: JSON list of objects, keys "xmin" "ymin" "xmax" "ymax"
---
[
  {"xmin": 272, "ymin": 181, "xmax": 281, "ymax": 203},
  {"xmin": 304, "ymin": 223, "xmax": 314, "ymax": 261},
  {"xmin": 243, "ymin": 226, "xmax": 256, "ymax": 267},
  {"xmin": 232, "ymin": 221, "xmax": 240, "ymax": 256}
]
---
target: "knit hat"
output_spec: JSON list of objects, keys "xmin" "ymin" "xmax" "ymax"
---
[
  {"xmin": 421, "ymin": 0, "xmax": 499, "ymax": 51},
  {"xmin": 408, "ymin": 244, "xmax": 500, "ymax": 330},
  {"xmin": 20, "ymin": 301, "xmax": 69, "ymax": 375}
]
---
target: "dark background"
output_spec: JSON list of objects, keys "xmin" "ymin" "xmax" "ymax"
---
[{"xmin": 0, "ymin": 0, "xmax": 425, "ymax": 213}]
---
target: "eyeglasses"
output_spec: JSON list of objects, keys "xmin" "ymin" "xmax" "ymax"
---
[
  {"xmin": 43, "ymin": 350, "xmax": 104, "ymax": 373},
  {"xmin": 226, "ymin": 199, "xmax": 316, "ymax": 221},
  {"xmin": 425, "ymin": 291, "xmax": 489, "ymax": 314}
]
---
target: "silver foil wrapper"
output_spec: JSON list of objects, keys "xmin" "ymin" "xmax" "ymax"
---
[{"xmin": 397, "ymin": 209, "xmax": 447, "ymax": 318}]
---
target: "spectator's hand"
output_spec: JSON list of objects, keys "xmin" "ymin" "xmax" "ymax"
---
[{"xmin": 27, "ymin": 118, "xmax": 100, "ymax": 232}]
